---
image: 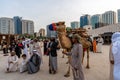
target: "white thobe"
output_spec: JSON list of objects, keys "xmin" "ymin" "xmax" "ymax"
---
[
  {"xmin": 29, "ymin": 44, "xmax": 33, "ymax": 55},
  {"xmin": 33, "ymin": 42, "xmax": 43, "ymax": 63},
  {"xmin": 97, "ymin": 38, "xmax": 103, "ymax": 53},
  {"xmin": 112, "ymin": 42, "xmax": 120, "ymax": 80},
  {"xmin": 6, "ymin": 55, "xmax": 18, "ymax": 72},
  {"xmin": 22, "ymin": 39, "xmax": 31, "ymax": 59},
  {"xmin": 20, "ymin": 59, "xmax": 28, "ymax": 73},
  {"xmin": 39, "ymin": 41, "xmax": 44, "ymax": 55}
]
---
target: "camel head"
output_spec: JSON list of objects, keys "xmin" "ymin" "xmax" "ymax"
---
[{"xmin": 56, "ymin": 21, "xmax": 66, "ymax": 33}]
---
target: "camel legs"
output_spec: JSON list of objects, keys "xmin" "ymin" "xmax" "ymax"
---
[
  {"xmin": 64, "ymin": 64, "xmax": 70, "ymax": 77},
  {"xmin": 62, "ymin": 54, "xmax": 65, "ymax": 58},
  {"xmin": 82, "ymin": 48, "xmax": 90, "ymax": 69},
  {"xmin": 62, "ymin": 49, "xmax": 67, "ymax": 58},
  {"xmin": 82, "ymin": 51, "xmax": 85, "ymax": 63},
  {"xmin": 86, "ymin": 49, "xmax": 90, "ymax": 69},
  {"xmin": 64, "ymin": 56, "xmax": 71, "ymax": 77}
]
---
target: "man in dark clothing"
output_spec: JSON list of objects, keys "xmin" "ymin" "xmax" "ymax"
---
[
  {"xmin": 14, "ymin": 40, "xmax": 22, "ymax": 58},
  {"xmin": 44, "ymin": 40, "xmax": 48, "ymax": 55},
  {"xmin": 3, "ymin": 42, "xmax": 8, "ymax": 56},
  {"xmin": 48, "ymin": 37, "xmax": 58, "ymax": 74},
  {"xmin": 9, "ymin": 40, "xmax": 16, "ymax": 52},
  {"xmin": 15, "ymin": 44, "xmax": 22, "ymax": 58},
  {"xmin": 87, "ymin": 37, "xmax": 93, "ymax": 51}
]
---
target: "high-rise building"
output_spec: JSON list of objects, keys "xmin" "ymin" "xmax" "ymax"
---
[
  {"xmin": 0, "ymin": 16, "xmax": 34, "ymax": 35},
  {"xmin": 118, "ymin": 9, "xmax": 120, "ymax": 23},
  {"xmin": 39, "ymin": 28, "xmax": 45, "ymax": 36},
  {"xmin": 22, "ymin": 20, "xmax": 34, "ymax": 35},
  {"xmin": 13, "ymin": 16, "xmax": 22, "ymax": 34},
  {"xmin": 22, "ymin": 20, "xmax": 28, "ymax": 34},
  {"xmin": 71, "ymin": 21, "xmax": 80, "ymax": 29},
  {"xmin": 46, "ymin": 25, "xmax": 57, "ymax": 38},
  {"xmin": 102, "ymin": 11, "xmax": 116, "ymax": 25},
  {"xmin": 90, "ymin": 14, "xmax": 101, "ymax": 29},
  {"xmin": 0, "ymin": 17, "xmax": 14, "ymax": 34},
  {"xmin": 46, "ymin": 25, "xmax": 51, "ymax": 37},
  {"xmin": 27, "ymin": 20, "xmax": 34, "ymax": 35},
  {"xmin": 80, "ymin": 14, "xmax": 90, "ymax": 28}
]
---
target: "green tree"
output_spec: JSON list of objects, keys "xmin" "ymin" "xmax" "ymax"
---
[{"xmin": 66, "ymin": 27, "xmax": 72, "ymax": 32}]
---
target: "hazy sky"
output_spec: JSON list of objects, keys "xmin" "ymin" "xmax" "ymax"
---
[{"xmin": 0, "ymin": 0, "xmax": 120, "ymax": 32}]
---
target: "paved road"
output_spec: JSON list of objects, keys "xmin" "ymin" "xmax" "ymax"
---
[{"xmin": 0, "ymin": 45, "xmax": 110, "ymax": 80}]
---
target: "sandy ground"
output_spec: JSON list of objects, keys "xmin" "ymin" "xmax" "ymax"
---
[{"xmin": 0, "ymin": 45, "xmax": 110, "ymax": 80}]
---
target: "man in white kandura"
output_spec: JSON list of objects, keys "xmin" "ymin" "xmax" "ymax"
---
[
  {"xmin": 96, "ymin": 35, "xmax": 104, "ymax": 53},
  {"xmin": 111, "ymin": 32, "xmax": 120, "ymax": 80},
  {"xmin": 22, "ymin": 37, "xmax": 31, "ymax": 59},
  {"xmin": 6, "ymin": 51, "xmax": 18, "ymax": 73}
]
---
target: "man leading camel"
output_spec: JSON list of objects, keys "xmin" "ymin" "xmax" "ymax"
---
[{"xmin": 63, "ymin": 34, "xmax": 85, "ymax": 80}]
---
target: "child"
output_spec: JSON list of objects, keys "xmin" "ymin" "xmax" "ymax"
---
[
  {"xmin": 20, "ymin": 54, "xmax": 28, "ymax": 73},
  {"xmin": 6, "ymin": 51, "xmax": 18, "ymax": 73}
]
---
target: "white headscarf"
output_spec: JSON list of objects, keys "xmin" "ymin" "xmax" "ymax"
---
[
  {"xmin": 112, "ymin": 32, "xmax": 120, "ymax": 55},
  {"xmin": 32, "ymin": 50, "xmax": 40, "ymax": 56}
]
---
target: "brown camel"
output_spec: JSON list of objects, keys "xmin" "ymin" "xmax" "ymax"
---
[{"xmin": 56, "ymin": 22, "xmax": 91, "ymax": 77}]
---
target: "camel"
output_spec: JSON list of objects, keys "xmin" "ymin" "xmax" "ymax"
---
[{"xmin": 56, "ymin": 22, "xmax": 91, "ymax": 77}]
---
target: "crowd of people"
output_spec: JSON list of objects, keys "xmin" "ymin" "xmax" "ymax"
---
[
  {"xmin": 1, "ymin": 34, "xmax": 104, "ymax": 80},
  {"xmin": 4, "ymin": 37, "xmax": 42, "ymax": 74},
  {"xmin": 1, "ymin": 32, "xmax": 120, "ymax": 80},
  {"xmin": 1, "ymin": 36, "xmax": 60, "ymax": 75},
  {"xmin": 92, "ymin": 35, "xmax": 104, "ymax": 53}
]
